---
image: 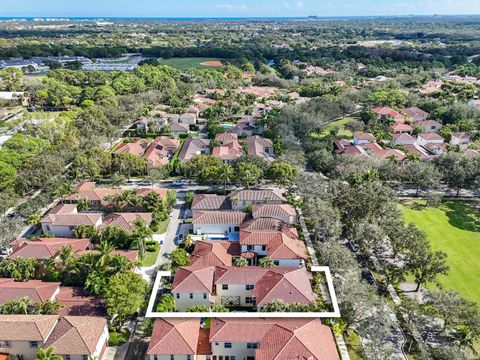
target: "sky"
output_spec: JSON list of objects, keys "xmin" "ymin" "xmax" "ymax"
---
[{"xmin": 2, "ymin": 0, "xmax": 480, "ymax": 18}]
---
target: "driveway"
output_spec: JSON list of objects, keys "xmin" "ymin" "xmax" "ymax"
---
[{"xmin": 136, "ymin": 195, "xmax": 185, "ymax": 283}]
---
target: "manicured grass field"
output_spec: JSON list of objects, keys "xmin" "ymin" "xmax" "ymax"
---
[
  {"xmin": 402, "ymin": 201, "xmax": 480, "ymax": 305},
  {"xmin": 158, "ymin": 57, "xmax": 224, "ymax": 70}
]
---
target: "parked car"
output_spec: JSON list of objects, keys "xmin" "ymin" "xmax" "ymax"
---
[
  {"xmin": 0, "ymin": 246, "xmax": 13, "ymax": 259},
  {"xmin": 178, "ymin": 233, "xmax": 184, "ymax": 241},
  {"xmin": 174, "ymin": 236, "xmax": 183, "ymax": 245},
  {"xmin": 172, "ymin": 180, "xmax": 184, "ymax": 187},
  {"xmin": 189, "ymin": 180, "xmax": 198, "ymax": 186}
]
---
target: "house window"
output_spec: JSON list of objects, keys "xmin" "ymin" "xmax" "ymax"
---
[
  {"xmin": 274, "ymin": 260, "xmax": 280, "ymax": 266},
  {"xmin": 154, "ymin": 356, "xmax": 158, "ymax": 360},
  {"xmin": 224, "ymin": 342, "xmax": 232, "ymax": 348},
  {"xmin": 203, "ymin": 293, "xmax": 207, "ymax": 299},
  {"xmin": 247, "ymin": 343, "xmax": 258, "ymax": 349},
  {"xmin": 64, "ymin": 356, "xmax": 71, "ymax": 360},
  {"xmin": 187, "ymin": 355, "xmax": 192, "ymax": 360},
  {"xmin": 245, "ymin": 297, "xmax": 254, "ymax": 304},
  {"xmin": 231, "ymin": 357, "xmax": 236, "ymax": 360},
  {"xmin": 0, "ymin": 341, "xmax": 10, "ymax": 348},
  {"xmin": 234, "ymin": 226, "xmax": 240, "ymax": 232},
  {"xmin": 170, "ymin": 355, "xmax": 174, "ymax": 360},
  {"xmin": 189, "ymin": 293, "xmax": 193, "ymax": 299},
  {"xmin": 246, "ymin": 245, "xmax": 253, "ymax": 251},
  {"xmin": 82, "ymin": 356, "xmax": 89, "ymax": 360},
  {"xmin": 222, "ymin": 284, "xmax": 228, "ymax": 290},
  {"xmin": 176, "ymin": 293, "xmax": 180, "ymax": 299},
  {"xmin": 245, "ymin": 284, "xmax": 254, "ymax": 290},
  {"xmin": 261, "ymin": 245, "xmax": 266, "ymax": 251},
  {"xmin": 30, "ymin": 341, "xmax": 40, "ymax": 348}
]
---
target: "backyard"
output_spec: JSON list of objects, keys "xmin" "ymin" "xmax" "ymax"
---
[{"xmin": 402, "ymin": 201, "xmax": 480, "ymax": 305}]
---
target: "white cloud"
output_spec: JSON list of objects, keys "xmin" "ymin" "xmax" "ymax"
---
[{"xmin": 216, "ymin": 3, "xmax": 248, "ymax": 11}]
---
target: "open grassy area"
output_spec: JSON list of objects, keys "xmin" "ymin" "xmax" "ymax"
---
[
  {"xmin": 156, "ymin": 218, "xmax": 170, "ymax": 234},
  {"xmin": 402, "ymin": 201, "xmax": 480, "ymax": 305},
  {"xmin": 158, "ymin": 57, "xmax": 224, "ymax": 70},
  {"xmin": 345, "ymin": 331, "xmax": 366, "ymax": 360},
  {"xmin": 322, "ymin": 117, "xmax": 356, "ymax": 138},
  {"xmin": 108, "ymin": 329, "xmax": 131, "ymax": 346},
  {"xmin": 141, "ymin": 246, "xmax": 160, "ymax": 267}
]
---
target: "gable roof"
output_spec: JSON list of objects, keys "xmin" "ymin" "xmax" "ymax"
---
[
  {"xmin": 392, "ymin": 133, "xmax": 416, "ymax": 143},
  {"xmin": 101, "ymin": 212, "xmax": 152, "ymax": 232},
  {"xmin": 0, "ymin": 279, "xmax": 61, "ymax": 304},
  {"xmin": 0, "ymin": 315, "xmax": 58, "ymax": 341},
  {"xmin": 252, "ymin": 204, "xmax": 296, "ymax": 218},
  {"xmin": 178, "ymin": 137, "xmax": 210, "ymax": 161},
  {"xmin": 267, "ymin": 233, "xmax": 307, "ymax": 260},
  {"xmin": 10, "ymin": 238, "xmax": 91, "ymax": 260},
  {"xmin": 191, "ymin": 194, "xmax": 232, "ymax": 211},
  {"xmin": 229, "ymin": 188, "xmax": 285, "ymax": 202},
  {"xmin": 44, "ymin": 316, "xmax": 106, "ymax": 355},
  {"xmin": 247, "ymin": 136, "xmax": 273, "ymax": 159},
  {"xmin": 172, "ymin": 266, "xmax": 218, "ymax": 293},
  {"xmin": 372, "ymin": 106, "xmax": 401, "ymax": 118},
  {"xmin": 113, "ymin": 139, "xmax": 148, "ymax": 157},
  {"xmin": 189, "ymin": 240, "xmax": 240, "ymax": 267},
  {"xmin": 210, "ymin": 319, "xmax": 339, "ymax": 360},
  {"xmin": 192, "ymin": 211, "xmax": 247, "ymax": 225},
  {"xmin": 215, "ymin": 132, "xmax": 238, "ymax": 144},
  {"xmin": 212, "ymin": 141, "xmax": 244, "ymax": 161},
  {"xmin": 147, "ymin": 318, "xmax": 200, "ymax": 355},
  {"xmin": 402, "ymin": 107, "xmax": 429, "ymax": 118},
  {"xmin": 418, "ymin": 132, "xmax": 444, "ymax": 142},
  {"xmin": 353, "ymin": 132, "xmax": 376, "ymax": 141},
  {"xmin": 390, "ymin": 122, "xmax": 413, "ymax": 132},
  {"xmin": 41, "ymin": 204, "xmax": 102, "ymax": 227}
]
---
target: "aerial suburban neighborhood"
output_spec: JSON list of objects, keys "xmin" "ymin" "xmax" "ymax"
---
[{"xmin": 0, "ymin": 2, "xmax": 480, "ymax": 360}]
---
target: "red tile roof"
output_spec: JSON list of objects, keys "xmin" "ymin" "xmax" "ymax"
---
[
  {"xmin": 189, "ymin": 241, "xmax": 240, "ymax": 267},
  {"xmin": 0, "ymin": 279, "xmax": 61, "ymax": 304},
  {"xmin": 191, "ymin": 194, "xmax": 232, "ymax": 210},
  {"xmin": 229, "ymin": 188, "xmax": 285, "ymax": 202},
  {"xmin": 56, "ymin": 287, "xmax": 105, "ymax": 317},
  {"xmin": 147, "ymin": 318, "xmax": 200, "ymax": 355},
  {"xmin": 354, "ymin": 132, "xmax": 376, "ymax": 141},
  {"xmin": 41, "ymin": 204, "xmax": 102, "ymax": 227},
  {"xmin": 10, "ymin": 238, "xmax": 91, "ymax": 260},
  {"xmin": 171, "ymin": 266, "xmax": 218, "ymax": 293},
  {"xmin": 210, "ymin": 318, "xmax": 339, "ymax": 360},
  {"xmin": 113, "ymin": 139, "xmax": 148, "ymax": 156},
  {"xmin": 267, "ymin": 234, "xmax": 307, "ymax": 260},
  {"xmin": 192, "ymin": 211, "xmax": 247, "ymax": 225},
  {"xmin": 212, "ymin": 141, "xmax": 244, "ymax": 161},
  {"xmin": 372, "ymin": 107, "xmax": 401, "ymax": 118},
  {"xmin": 252, "ymin": 204, "xmax": 296, "ymax": 218},
  {"xmin": 247, "ymin": 136, "xmax": 273, "ymax": 159}
]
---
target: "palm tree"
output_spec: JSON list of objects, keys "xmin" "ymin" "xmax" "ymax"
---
[
  {"xmin": 53, "ymin": 182, "xmax": 74, "ymax": 199},
  {"xmin": 233, "ymin": 257, "xmax": 248, "ymax": 267},
  {"xmin": 36, "ymin": 346, "xmax": 63, "ymax": 360},
  {"xmin": 13, "ymin": 297, "xmax": 30, "ymax": 315},
  {"xmin": 132, "ymin": 218, "xmax": 153, "ymax": 258},
  {"xmin": 259, "ymin": 257, "xmax": 276, "ymax": 268},
  {"xmin": 55, "ymin": 245, "xmax": 74, "ymax": 268},
  {"xmin": 219, "ymin": 164, "xmax": 233, "ymax": 194},
  {"xmin": 97, "ymin": 240, "xmax": 115, "ymax": 269}
]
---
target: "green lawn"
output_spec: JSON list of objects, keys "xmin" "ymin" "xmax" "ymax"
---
[
  {"xmin": 345, "ymin": 331, "xmax": 366, "ymax": 360},
  {"xmin": 108, "ymin": 329, "xmax": 131, "ymax": 346},
  {"xmin": 156, "ymin": 218, "xmax": 170, "ymax": 234},
  {"xmin": 158, "ymin": 57, "xmax": 224, "ymax": 71},
  {"xmin": 141, "ymin": 246, "xmax": 160, "ymax": 267},
  {"xmin": 402, "ymin": 201, "xmax": 480, "ymax": 305},
  {"xmin": 322, "ymin": 117, "xmax": 356, "ymax": 138}
]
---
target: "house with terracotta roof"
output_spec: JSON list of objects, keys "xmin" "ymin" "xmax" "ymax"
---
[
  {"xmin": 192, "ymin": 211, "xmax": 247, "ymax": 238},
  {"xmin": 191, "ymin": 194, "xmax": 232, "ymax": 211},
  {"xmin": 372, "ymin": 107, "xmax": 403, "ymax": 121},
  {"xmin": 215, "ymin": 133, "xmax": 238, "ymax": 145},
  {"xmin": 247, "ymin": 136, "xmax": 274, "ymax": 160},
  {"xmin": 0, "ymin": 279, "xmax": 61, "ymax": 305},
  {"xmin": 144, "ymin": 137, "xmax": 181, "ymax": 170},
  {"xmin": 230, "ymin": 117, "xmax": 257, "ymax": 137},
  {"xmin": 112, "ymin": 139, "xmax": 149, "ymax": 157},
  {"xmin": 229, "ymin": 189, "xmax": 285, "ymax": 211},
  {"xmin": 209, "ymin": 318, "xmax": 339, "ymax": 360},
  {"xmin": 170, "ymin": 122, "xmax": 190, "ymax": 135},
  {"xmin": 403, "ymin": 143, "xmax": 432, "ymax": 160},
  {"xmin": 101, "ymin": 212, "xmax": 152, "ymax": 233},
  {"xmin": 352, "ymin": 132, "xmax": 376, "ymax": 145},
  {"xmin": 212, "ymin": 141, "xmax": 244, "ymax": 163},
  {"xmin": 40, "ymin": 204, "xmax": 103, "ymax": 237},
  {"xmin": 390, "ymin": 122, "xmax": 413, "ymax": 134},
  {"xmin": 417, "ymin": 120, "xmax": 442, "ymax": 133},
  {"xmin": 63, "ymin": 182, "xmax": 168, "ymax": 210},
  {"xmin": 402, "ymin": 107, "xmax": 429, "ymax": 122},
  {"xmin": 0, "ymin": 315, "xmax": 108, "ymax": 360},
  {"xmin": 171, "ymin": 266, "xmax": 315, "ymax": 311},
  {"xmin": 179, "ymin": 113, "xmax": 197, "ymax": 125},
  {"xmin": 239, "ymin": 230, "xmax": 307, "ymax": 267},
  {"xmin": 392, "ymin": 133, "xmax": 417, "ymax": 146},
  {"xmin": 251, "ymin": 204, "xmax": 296, "ymax": 224},
  {"xmin": 9, "ymin": 238, "xmax": 91, "ymax": 260},
  {"xmin": 189, "ymin": 241, "xmax": 240, "ymax": 268},
  {"xmin": 147, "ymin": 318, "xmax": 209, "ymax": 360},
  {"xmin": 178, "ymin": 137, "xmax": 211, "ymax": 161},
  {"xmin": 147, "ymin": 318, "xmax": 339, "ymax": 360}
]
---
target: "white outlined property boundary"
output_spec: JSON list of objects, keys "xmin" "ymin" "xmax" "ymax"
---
[{"xmin": 145, "ymin": 266, "xmax": 340, "ymax": 318}]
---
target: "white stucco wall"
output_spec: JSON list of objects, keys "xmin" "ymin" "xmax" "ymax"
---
[
  {"xmin": 173, "ymin": 292, "xmax": 212, "ymax": 312},
  {"xmin": 0, "ymin": 341, "xmax": 45, "ymax": 360},
  {"xmin": 210, "ymin": 342, "xmax": 256, "ymax": 360},
  {"xmin": 193, "ymin": 224, "xmax": 239, "ymax": 235},
  {"xmin": 215, "ymin": 284, "xmax": 254, "ymax": 307},
  {"xmin": 41, "ymin": 224, "xmax": 74, "ymax": 237}
]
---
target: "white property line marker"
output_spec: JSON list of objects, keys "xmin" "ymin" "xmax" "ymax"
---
[{"xmin": 145, "ymin": 266, "xmax": 341, "ymax": 318}]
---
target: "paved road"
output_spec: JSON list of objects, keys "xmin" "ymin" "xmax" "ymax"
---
[{"xmin": 136, "ymin": 193, "xmax": 185, "ymax": 283}]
